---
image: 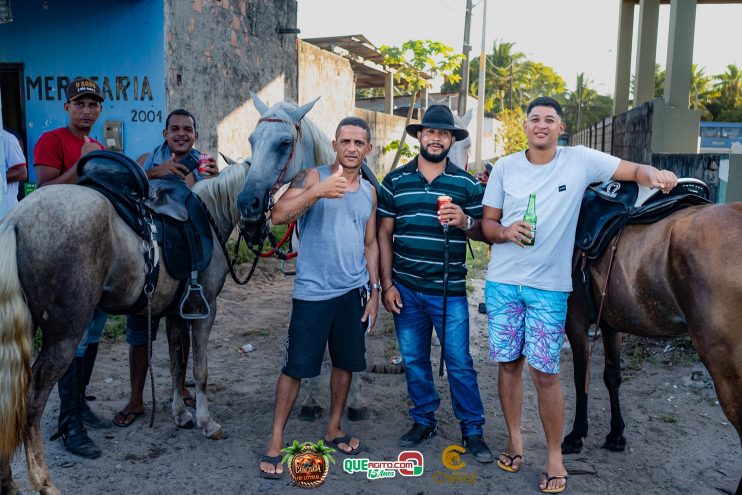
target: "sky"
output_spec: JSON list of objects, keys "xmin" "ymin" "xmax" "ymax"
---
[{"xmin": 298, "ymin": 0, "xmax": 742, "ymax": 95}]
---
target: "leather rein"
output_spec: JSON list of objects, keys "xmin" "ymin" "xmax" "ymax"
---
[{"xmin": 579, "ymin": 228, "xmax": 624, "ymax": 393}]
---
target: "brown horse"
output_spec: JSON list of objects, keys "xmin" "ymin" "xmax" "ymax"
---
[{"xmin": 562, "ymin": 203, "xmax": 742, "ymax": 490}]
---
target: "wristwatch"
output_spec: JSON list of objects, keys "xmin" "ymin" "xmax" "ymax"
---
[
  {"xmin": 369, "ymin": 282, "xmax": 382, "ymax": 292},
  {"xmin": 465, "ymin": 215, "xmax": 474, "ymax": 230}
]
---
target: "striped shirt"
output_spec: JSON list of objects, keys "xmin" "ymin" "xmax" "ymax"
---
[{"xmin": 378, "ymin": 157, "xmax": 484, "ymax": 296}]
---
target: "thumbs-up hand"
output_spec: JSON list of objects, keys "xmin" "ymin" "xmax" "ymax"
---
[
  {"xmin": 316, "ymin": 164, "xmax": 348, "ymax": 199},
  {"xmin": 81, "ymin": 135, "xmax": 100, "ymax": 156}
]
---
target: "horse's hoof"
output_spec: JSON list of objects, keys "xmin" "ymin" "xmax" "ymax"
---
[
  {"xmin": 603, "ymin": 434, "xmax": 626, "ymax": 451},
  {"xmin": 178, "ymin": 419, "xmax": 195, "ymax": 429},
  {"xmin": 298, "ymin": 405, "xmax": 323, "ymax": 422},
  {"xmin": 38, "ymin": 485, "xmax": 62, "ymax": 495},
  {"xmin": 561, "ymin": 433, "xmax": 584, "ymax": 454},
  {"xmin": 347, "ymin": 406, "xmax": 369, "ymax": 421},
  {"xmin": 1, "ymin": 480, "xmax": 21, "ymax": 495},
  {"xmin": 203, "ymin": 423, "xmax": 225, "ymax": 440}
]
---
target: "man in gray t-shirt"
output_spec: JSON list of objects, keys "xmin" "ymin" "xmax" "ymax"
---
[
  {"xmin": 258, "ymin": 117, "xmax": 380, "ymax": 479},
  {"xmin": 481, "ymin": 96, "xmax": 678, "ymax": 493}
]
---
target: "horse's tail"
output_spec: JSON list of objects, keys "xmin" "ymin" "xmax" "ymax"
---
[{"xmin": 0, "ymin": 223, "xmax": 33, "ymax": 460}]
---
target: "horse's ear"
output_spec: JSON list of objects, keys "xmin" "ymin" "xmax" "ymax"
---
[
  {"xmin": 462, "ymin": 109, "xmax": 474, "ymax": 127},
  {"xmin": 290, "ymin": 97, "xmax": 320, "ymax": 123},
  {"xmin": 219, "ymin": 152, "xmax": 237, "ymax": 165},
  {"xmin": 250, "ymin": 92, "xmax": 269, "ymax": 115}
]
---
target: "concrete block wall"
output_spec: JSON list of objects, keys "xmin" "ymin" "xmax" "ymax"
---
[
  {"xmin": 298, "ymin": 41, "xmax": 355, "ymax": 141},
  {"xmin": 354, "ymin": 108, "xmax": 412, "ymax": 174},
  {"xmin": 166, "ymin": 0, "xmax": 298, "ymax": 164},
  {"xmin": 612, "ymin": 100, "xmax": 653, "ymax": 164},
  {"xmin": 651, "ymin": 153, "xmax": 722, "ymax": 202}
]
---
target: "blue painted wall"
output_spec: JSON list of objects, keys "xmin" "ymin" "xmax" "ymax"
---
[{"xmin": 0, "ymin": 0, "xmax": 165, "ymax": 181}]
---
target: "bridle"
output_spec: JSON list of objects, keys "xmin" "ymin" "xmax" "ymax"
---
[{"xmin": 219, "ymin": 117, "xmax": 303, "ymax": 285}]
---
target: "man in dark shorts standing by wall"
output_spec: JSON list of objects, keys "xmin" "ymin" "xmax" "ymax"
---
[{"xmin": 258, "ymin": 116, "xmax": 379, "ymax": 478}]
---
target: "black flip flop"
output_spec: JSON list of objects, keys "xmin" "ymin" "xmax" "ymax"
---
[
  {"xmin": 112, "ymin": 410, "xmax": 143, "ymax": 428},
  {"xmin": 328, "ymin": 434, "xmax": 361, "ymax": 455},
  {"xmin": 259, "ymin": 454, "xmax": 284, "ymax": 479}
]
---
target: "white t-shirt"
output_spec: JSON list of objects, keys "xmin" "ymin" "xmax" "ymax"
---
[
  {"xmin": 1, "ymin": 130, "xmax": 25, "ymax": 217},
  {"xmin": 483, "ymin": 146, "xmax": 620, "ymax": 292}
]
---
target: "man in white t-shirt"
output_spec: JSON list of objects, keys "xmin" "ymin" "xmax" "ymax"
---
[
  {"xmin": 1, "ymin": 129, "xmax": 27, "ymax": 219},
  {"xmin": 481, "ymin": 96, "xmax": 677, "ymax": 494}
]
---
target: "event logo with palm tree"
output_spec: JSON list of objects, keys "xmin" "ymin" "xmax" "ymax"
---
[{"xmin": 281, "ymin": 440, "xmax": 335, "ymax": 488}]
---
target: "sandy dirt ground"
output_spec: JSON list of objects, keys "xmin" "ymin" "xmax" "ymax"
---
[{"xmin": 10, "ymin": 262, "xmax": 742, "ymax": 495}]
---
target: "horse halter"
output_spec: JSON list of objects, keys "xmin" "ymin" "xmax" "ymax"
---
[
  {"xmin": 228, "ymin": 117, "xmax": 303, "ymax": 284},
  {"xmin": 258, "ymin": 117, "xmax": 303, "ymax": 202}
]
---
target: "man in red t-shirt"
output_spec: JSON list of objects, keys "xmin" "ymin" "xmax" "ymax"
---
[
  {"xmin": 34, "ymin": 77, "xmax": 111, "ymax": 459},
  {"xmin": 33, "ymin": 77, "xmax": 105, "ymax": 186}
]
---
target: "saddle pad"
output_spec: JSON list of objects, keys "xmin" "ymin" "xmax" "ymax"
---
[
  {"xmin": 152, "ymin": 188, "xmax": 214, "ymax": 281},
  {"xmin": 575, "ymin": 179, "xmax": 712, "ymax": 260}
]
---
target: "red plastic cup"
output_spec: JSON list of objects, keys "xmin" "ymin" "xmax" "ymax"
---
[
  {"xmin": 198, "ymin": 153, "xmax": 212, "ymax": 174},
  {"xmin": 437, "ymin": 195, "xmax": 452, "ymax": 225}
]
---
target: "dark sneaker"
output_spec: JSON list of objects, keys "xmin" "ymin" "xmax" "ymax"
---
[
  {"xmin": 399, "ymin": 423, "xmax": 436, "ymax": 447},
  {"xmin": 463, "ymin": 435, "xmax": 493, "ymax": 463}
]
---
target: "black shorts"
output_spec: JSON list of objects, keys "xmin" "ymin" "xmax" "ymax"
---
[{"xmin": 282, "ymin": 288, "xmax": 366, "ymax": 378}]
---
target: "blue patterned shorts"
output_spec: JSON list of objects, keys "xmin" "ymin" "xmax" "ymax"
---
[{"xmin": 485, "ymin": 281, "xmax": 569, "ymax": 374}]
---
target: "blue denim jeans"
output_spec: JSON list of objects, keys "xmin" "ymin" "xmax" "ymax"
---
[
  {"xmin": 74, "ymin": 309, "xmax": 108, "ymax": 357},
  {"xmin": 393, "ymin": 281, "xmax": 485, "ymax": 436}
]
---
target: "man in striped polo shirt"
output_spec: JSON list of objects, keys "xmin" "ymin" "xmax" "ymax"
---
[{"xmin": 377, "ymin": 105, "xmax": 493, "ymax": 463}]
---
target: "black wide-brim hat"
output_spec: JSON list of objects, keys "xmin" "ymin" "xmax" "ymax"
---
[{"xmin": 406, "ymin": 104, "xmax": 469, "ymax": 141}]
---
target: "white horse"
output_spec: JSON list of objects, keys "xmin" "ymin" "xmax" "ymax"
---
[{"xmin": 447, "ymin": 109, "xmax": 473, "ymax": 171}]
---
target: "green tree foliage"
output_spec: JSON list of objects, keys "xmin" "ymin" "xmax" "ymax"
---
[
  {"xmin": 442, "ymin": 38, "xmax": 742, "ymax": 147},
  {"xmin": 380, "ymin": 40, "xmax": 463, "ymax": 169},
  {"xmin": 496, "ymin": 108, "xmax": 528, "ymax": 156},
  {"xmin": 469, "ymin": 40, "xmax": 529, "ymax": 115},
  {"xmin": 382, "ymin": 140, "xmax": 419, "ymax": 160},
  {"xmin": 712, "ymin": 64, "xmax": 742, "ymax": 121},
  {"xmin": 522, "ymin": 62, "xmax": 566, "ymax": 102},
  {"xmin": 559, "ymin": 73, "xmax": 613, "ymax": 133}
]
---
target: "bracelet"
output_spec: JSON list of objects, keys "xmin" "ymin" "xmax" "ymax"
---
[{"xmin": 381, "ymin": 283, "xmax": 394, "ymax": 292}]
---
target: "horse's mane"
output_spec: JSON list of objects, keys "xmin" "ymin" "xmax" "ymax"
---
[
  {"xmin": 303, "ymin": 117, "xmax": 335, "ymax": 166},
  {"xmin": 191, "ymin": 161, "xmax": 249, "ymax": 232}
]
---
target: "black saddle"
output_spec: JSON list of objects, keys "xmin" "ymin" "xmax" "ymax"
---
[
  {"xmin": 77, "ymin": 151, "xmax": 214, "ymax": 319},
  {"xmin": 145, "ymin": 175, "xmax": 213, "ymax": 280},
  {"xmin": 575, "ymin": 178, "xmax": 712, "ymax": 260},
  {"xmin": 76, "ymin": 150, "xmax": 150, "ymax": 230}
]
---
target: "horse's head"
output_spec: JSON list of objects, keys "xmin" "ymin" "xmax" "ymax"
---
[
  {"xmin": 237, "ymin": 92, "xmax": 319, "ymax": 243},
  {"xmin": 448, "ymin": 109, "xmax": 473, "ymax": 171}
]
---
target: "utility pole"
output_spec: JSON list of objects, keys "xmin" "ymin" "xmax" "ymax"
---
[
  {"xmin": 508, "ymin": 63, "xmax": 513, "ymax": 109},
  {"xmin": 457, "ymin": 0, "xmax": 473, "ymax": 116},
  {"xmin": 475, "ymin": 0, "xmax": 487, "ymax": 170}
]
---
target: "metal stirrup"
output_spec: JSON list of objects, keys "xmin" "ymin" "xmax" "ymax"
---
[{"xmin": 178, "ymin": 271, "xmax": 211, "ymax": 320}]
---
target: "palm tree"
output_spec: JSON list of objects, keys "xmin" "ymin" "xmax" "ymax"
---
[
  {"xmin": 562, "ymin": 73, "xmax": 596, "ymax": 132},
  {"xmin": 470, "ymin": 40, "xmax": 528, "ymax": 114},
  {"xmin": 714, "ymin": 64, "xmax": 742, "ymax": 109},
  {"xmin": 689, "ymin": 64, "xmax": 713, "ymax": 118}
]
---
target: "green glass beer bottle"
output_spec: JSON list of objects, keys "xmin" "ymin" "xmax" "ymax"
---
[{"xmin": 523, "ymin": 194, "xmax": 537, "ymax": 246}]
